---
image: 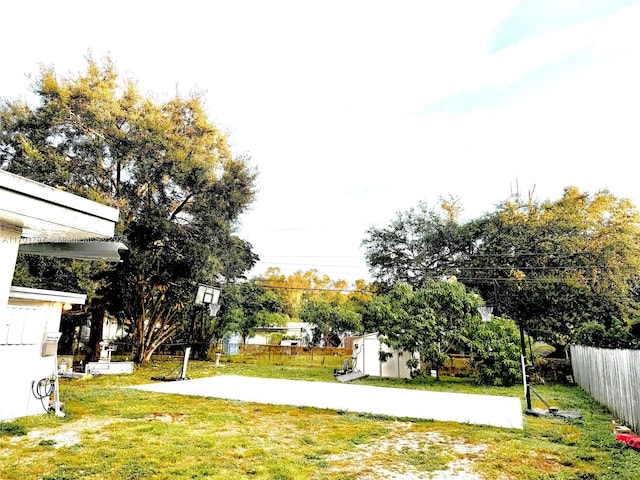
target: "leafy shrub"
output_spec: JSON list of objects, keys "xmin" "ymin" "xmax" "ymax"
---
[
  {"xmin": 469, "ymin": 317, "xmax": 522, "ymax": 386},
  {"xmin": 574, "ymin": 318, "xmax": 639, "ymax": 349}
]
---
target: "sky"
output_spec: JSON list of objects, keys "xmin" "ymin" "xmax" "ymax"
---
[{"xmin": 2, "ymin": 1, "xmax": 640, "ymax": 284}]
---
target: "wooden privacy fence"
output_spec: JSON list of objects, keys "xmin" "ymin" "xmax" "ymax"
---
[{"xmin": 570, "ymin": 345, "xmax": 640, "ymax": 432}]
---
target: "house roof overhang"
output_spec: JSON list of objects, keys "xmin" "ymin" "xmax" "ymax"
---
[
  {"xmin": 18, "ymin": 241, "xmax": 127, "ymax": 262},
  {"xmin": 0, "ymin": 170, "xmax": 119, "ymax": 242},
  {"xmin": 0, "ymin": 170, "xmax": 124, "ymax": 261},
  {"xmin": 9, "ymin": 286, "xmax": 86, "ymax": 305}
]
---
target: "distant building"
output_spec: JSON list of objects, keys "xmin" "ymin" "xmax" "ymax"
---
[{"xmin": 245, "ymin": 322, "xmax": 313, "ymax": 346}]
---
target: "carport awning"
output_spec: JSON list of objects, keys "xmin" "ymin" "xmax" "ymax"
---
[{"xmin": 18, "ymin": 241, "xmax": 127, "ymax": 262}]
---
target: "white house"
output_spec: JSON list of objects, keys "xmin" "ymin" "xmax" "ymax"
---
[
  {"xmin": 1, "ymin": 287, "xmax": 86, "ymax": 421},
  {"xmin": 351, "ymin": 333, "xmax": 419, "ymax": 379},
  {"xmin": 0, "ymin": 170, "xmax": 121, "ymax": 421}
]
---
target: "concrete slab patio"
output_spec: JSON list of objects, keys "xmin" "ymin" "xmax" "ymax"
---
[{"xmin": 131, "ymin": 375, "xmax": 523, "ymax": 429}]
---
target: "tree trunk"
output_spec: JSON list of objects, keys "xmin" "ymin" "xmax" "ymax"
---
[
  {"xmin": 85, "ymin": 300, "xmax": 106, "ymax": 363},
  {"xmin": 141, "ymin": 348, "xmax": 155, "ymax": 363}
]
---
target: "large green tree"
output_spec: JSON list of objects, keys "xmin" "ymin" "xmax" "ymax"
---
[
  {"xmin": 299, "ymin": 297, "xmax": 362, "ymax": 347},
  {"xmin": 461, "ymin": 188, "xmax": 640, "ymax": 344},
  {"xmin": 364, "ymin": 188, "xmax": 640, "ymax": 347},
  {"xmin": 1, "ymin": 57, "xmax": 258, "ymax": 362},
  {"xmin": 362, "ymin": 199, "xmax": 465, "ymax": 292},
  {"xmin": 211, "ymin": 281, "xmax": 289, "ymax": 347},
  {"xmin": 468, "ymin": 317, "xmax": 522, "ymax": 387}
]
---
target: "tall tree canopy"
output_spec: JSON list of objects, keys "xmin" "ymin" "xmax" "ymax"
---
[
  {"xmin": 363, "ymin": 188, "xmax": 640, "ymax": 347},
  {"xmin": 362, "ymin": 199, "xmax": 465, "ymax": 291},
  {"xmin": 1, "ymin": 57, "xmax": 258, "ymax": 362},
  {"xmin": 463, "ymin": 188, "xmax": 640, "ymax": 344},
  {"xmin": 299, "ymin": 297, "xmax": 362, "ymax": 347}
]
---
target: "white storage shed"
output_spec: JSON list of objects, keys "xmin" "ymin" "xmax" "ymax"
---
[{"xmin": 351, "ymin": 333, "xmax": 419, "ymax": 379}]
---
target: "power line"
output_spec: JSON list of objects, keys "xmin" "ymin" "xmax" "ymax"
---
[
  {"xmin": 452, "ymin": 265, "xmax": 616, "ymax": 271},
  {"xmin": 462, "ymin": 251, "xmax": 602, "ymax": 256},
  {"xmin": 455, "ymin": 277, "xmax": 602, "ymax": 283},
  {"xmin": 255, "ymin": 261, "xmax": 366, "ymax": 268},
  {"xmin": 258, "ymin": 255, "xmax": 365, "ymax": 258},
  {"xmin": 255, "ymin": 262, "xmax": 616, "ymax": 272},
  {"xmin": 255, "ymin": 283, "xmax": 369, "ymax": 294},
  {"xmin": 258, "ymin": 251, "xmax": 606, "ymax": 261},
  {"xmin": 251, "ymin": 250, "xmax": 621, "ymax": 283}
]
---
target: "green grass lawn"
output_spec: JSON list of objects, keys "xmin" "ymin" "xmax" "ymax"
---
[{"xmin": 1, "ymin": 360, "xmax": 638, "ymax": 479}]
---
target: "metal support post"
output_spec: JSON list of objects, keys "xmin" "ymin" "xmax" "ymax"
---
[{"xmin": 519, "ymin": 319, "xmax": 532, "ymax": 411}]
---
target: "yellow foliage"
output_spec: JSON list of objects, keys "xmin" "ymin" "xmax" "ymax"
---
[
  {"xmin": 439, "ymin": 194, "xmax": 462, "ymax": 222},
  {"xmin": 258, "ymin": 268, "xmax": 373, "ymax": 317},
  {"xmin": 510, "ymin": 269, "xmax": 526, "ymax": 281},
  {"xmin": 40, "ymin": 69, "xmax": 60, "ymax": 96}
]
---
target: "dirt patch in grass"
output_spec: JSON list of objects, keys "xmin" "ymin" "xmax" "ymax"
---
[
  {"xmin": 328, "ymin": 421, "xmax": 489, "ymax": 479},
  {"xmin": 7, "ymin": 411, "xmax": 192, "ymax": 451},
  {"xmin": 146, "ymin": 412, "xmax": 190, "ymax": 423},
  {"xmin": 9, "ymin": 417, "xmax": 118, "ymax": 449}
]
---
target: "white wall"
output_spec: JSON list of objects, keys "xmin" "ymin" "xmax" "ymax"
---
[
  {"xmin": 0, "ymin": 300, "xmax": 62, "ymax": 421},
  {"xmin": 0, "ymin": 229, "xmax": 21, "ymax": 318},
  {"xmin": 246, "ymin": 334, "xmax": 269, "ymax": 345},
  {"xmin": 0, "ymin": 171, "xmax": 116, "ymax": 422}
]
